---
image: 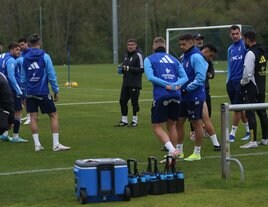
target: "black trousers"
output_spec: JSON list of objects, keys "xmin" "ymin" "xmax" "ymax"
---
[
  {"xmin": 119, "ymin": 86, "xmax": 140, "ymax": 116},
  {"xmin": 256, "ymin": 93, "xmax": 268, "ymax": 139},
  {"xmin": 241, "ymin": 81, "xmax": 258, "ymax": 140}
]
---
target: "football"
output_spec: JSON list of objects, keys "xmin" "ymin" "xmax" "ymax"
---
[{"xmin": 71, "ymin": 81, "xmax": 78, "ymax": 87}]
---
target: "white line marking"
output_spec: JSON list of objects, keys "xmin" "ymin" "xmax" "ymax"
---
[{"xmin": 0, "ymin": 151, "xmax": 267, "ymax": 176}]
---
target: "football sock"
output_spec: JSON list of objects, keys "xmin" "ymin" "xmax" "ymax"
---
[
  {"xmin": 132, "ymin": 116, "xmax": 138, "ymax": 123},
  {"xmin": 33, "ymin": 133, "xmax": 41, "ymax": 146},
  {"xmin": 193, "ymin": 146, "xmax": 201, "ymax": 154},
  {"xmin": 176, "ymin": 144, "xmax": 183, "ymax": 153},
  {"xmin": 13, "ymin": 133, "xmax": 19, "ymax": 138},
  {"xmin": 230, "ymin": 125, "xmax": 238, "ymax": 137},
  {"xmin": 122, "ymin": 116, "xmax": 128, "ymax": 123},
  {"xmin": 165, "ymin": 141, "xmax": 176, "ymax": 154},
  {"xmin": 210, "ymin": 134, "xmax": 220, "ymax": 146},
  {"xmin": 243, "ymin": 122, "xmax": 250, "ymax": 133},
  {"xmin": 53, "ymin": 133, "xmax": 60, "ymax": 146}
]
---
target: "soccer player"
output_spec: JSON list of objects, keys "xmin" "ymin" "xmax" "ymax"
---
[
  {"xmin": 21, "ymin": 34, "xmax": 70, "ymax": 152},
  {"xmin": 240, "ymin": 30, "xmax": 268, "ymax": 148},
  {"xmin": 17, "ymin": 37, "xmax": 31, "ymax": 125},
  {"xmin": 0, "ymin": 42, "xmax": 28, "ymax": 142},
  {"xmin": 176, "ymin": 34, "xmax": 208, "ymax": 161},
  {"xmin": 144, "ymin": 37, "xmax": 188, "ymax": 159},
  {"xmin": 0, "ymin": 72, "xmax": 14, "ymax": 135},
  {"xmin": 226, "ymin": 25, "xmax": 250, "ymax": 142},
  {"xmin": 115, "ymin": 39, "xmax": 144, "ymax": 127}
]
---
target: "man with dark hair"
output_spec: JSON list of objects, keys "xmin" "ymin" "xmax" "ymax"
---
[
  {"xmin": 176, "ymin": 34, "xmax": 208, "ymax": 161},
  {"xmin": 0, "ymin": 72, "xmax": 14, "ymax": 135},
  {"xmin": 115, "ymin": 38, "xmax": 144, "ymax": 127},
  {"xmin": 240, "ymin": 30, "xmax": 268, "ymax": 148},
  {"xmin": 17, "ymin": 37, "xmax": 31, "ymax": 125},
  {"xmin": 22, "ymin": 33, "xmax": 70, "ymax": 152},
  {"xmin": 0, "ymin": 42, "xmax": 28, "ymax": 142},
  {"xmin": 227, "ymin": 25, "xmax": 250, "ymax": 142}
]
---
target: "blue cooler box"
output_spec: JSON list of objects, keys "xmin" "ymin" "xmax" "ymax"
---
[{"xmin": 74, "ymin": 158, "xmax": 131, "ymax": 204}]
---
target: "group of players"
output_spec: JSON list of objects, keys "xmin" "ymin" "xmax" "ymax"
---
[
  {"xmin": 116, "ymin": 25, "xmax": 267, "ymax": 162},
  {"xmin": 0, "ymin": 34, "xmax": 70, "ymax": 152}
]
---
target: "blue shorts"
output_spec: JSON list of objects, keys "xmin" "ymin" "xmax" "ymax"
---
[
  {"xmin": 12, "ymin": 92, "xmax": 22, "ymax": 111},
  {"xmin": 26, "ymin": 95, "xmax": 57, "ymax": 114},
  {"xmin": 151, "ymin": 96, "xmax": 181, "ymax": 124},
  {"xmin": 179, "ymin": 101, "xmax": 203, "ymax": 120},
  {"xmin": 226, "ymin": 80, "xmax": 243, "ymax": 104}
]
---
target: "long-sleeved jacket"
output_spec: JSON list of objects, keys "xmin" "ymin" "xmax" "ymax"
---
[
  {"xmin": 21, "ymin": 48, "xmax": 59, "ymax": 96},
  {"xmin": 121, "ymin": 48, "xmax": 144, "ymax": 89}
]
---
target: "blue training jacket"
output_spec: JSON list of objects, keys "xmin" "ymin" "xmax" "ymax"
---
[
  {"xmin": 180, "ymin": 47, "xmax": 208, "ymax": 102},
  {"xmin": 0, "ymin": 52, "xmax": 23, "ymax": 96},
  {"xmin": 144, "ymin": 51, "xmax": 188, "ymax": 100},
  {"xmin": 227, "ymin": 39, "xmax": 247, "ymax": 82},
  {"xmin": 21, "ymin": 48, "xmax": 59, "ymax": 96}
]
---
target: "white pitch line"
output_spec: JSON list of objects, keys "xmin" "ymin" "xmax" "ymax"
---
[
  {"xmin": 0, "ymin": 151, "xmax": 267, "ymax": 176},
  {"xmin": 55, "ymin": 96, "xmax": 228, "ymax": 106}
]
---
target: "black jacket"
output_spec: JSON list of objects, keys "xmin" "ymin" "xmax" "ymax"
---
[
  {"xmin": 121, "ymin": 48, "xmax": 144, "ymax": 89},
  {"xmin": 0, "ymin": 72, "xmax": 14, "ymax": 125}
]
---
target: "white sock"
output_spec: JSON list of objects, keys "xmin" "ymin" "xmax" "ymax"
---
[
  {"xmin": 33, "ymin": 133, "xmax": 41, "ymax": 146},
  {"xmin": 243, "ymin": 122, "xmax": 250, "ymax": 133},
  {"xmin": 165, "ymin": 141, "xmax": 176, "ymax": 154},
  {"xmin": 53, "ymin": 133, "xmax": 60, "ymax": 147},
  {"xmin": 122, "ymin": 116, "xmax": 128, "ymax": 123},
  {"xmin": 230, "ymin": 125, "xmax": 238, "ymax": 137},
  {"xmin": 176, "ymin": 144, "xmax": 183, "ymax": 153},
  {"xmin": 193, "ymin": 146, "xmax": 201, "ymax": 154},
  {"xmin": 13, "ymin": 133, "xmax": 19, "ymax": 139},
  {"xmin": 132, "ymin": 116, "xmax": 138, "ymax": 123},
  {"xmin": 210, "ymin": 134, "xmax": 220, "ymax": 146}
]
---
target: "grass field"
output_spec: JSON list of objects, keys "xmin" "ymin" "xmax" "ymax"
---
[{"xmin": 0, "ymin": 63, "xmax": 267, "ymax": 207}]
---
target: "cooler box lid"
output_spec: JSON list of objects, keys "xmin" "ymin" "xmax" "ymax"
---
[{"xmin": 74, "ymin": 158, "xmax": 126, "ymax": 167}]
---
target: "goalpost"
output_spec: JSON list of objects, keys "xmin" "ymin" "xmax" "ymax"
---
[{"xmin": 166, "ymin": 24, "xmax": 253, "ymax": 61}]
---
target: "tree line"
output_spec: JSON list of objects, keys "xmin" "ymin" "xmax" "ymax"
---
[{"xmin": 0, "ymin": 0, "xmax": 267, "ymax": 64}]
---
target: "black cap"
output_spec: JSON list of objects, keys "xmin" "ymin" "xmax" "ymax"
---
[{"xmin": 194, "ymin": 33, "xmax": 204, "ymax": 40}]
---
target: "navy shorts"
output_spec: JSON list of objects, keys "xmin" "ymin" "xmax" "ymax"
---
[
  {"xmin": 179, "ymin": 101, "xmax": 204, "ymax": 120},
  {"xmin": 26, "ymin": 94, "xmax": 57, "ymax": 114},
  {"xmin": 226, "ymin": 80, "xmax": 243, "ymax": 104},
  {"xmin": 12, "ymin": 92, "xmax": 22, "ymax": 111},
  {"xmin": 151, "ymin": 96, "xmax": 181, "ymax": 124}
]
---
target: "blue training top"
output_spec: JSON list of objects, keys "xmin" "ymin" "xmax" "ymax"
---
[
  {"xmin": 21, "ymin": 48, "xmax": 59, "ymax": 96},
  {"xmin": 144, "ymin": 51, "xmax": 188, "ymax": 100}
]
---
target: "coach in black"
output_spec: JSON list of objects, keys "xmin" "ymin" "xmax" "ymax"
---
[
  {"xmin": 0, "ymin": 72, "xmax": 14, "ymax": 135},
  {"xmin": 115, "ymin": 39, "xmax": 144, "ymax": 127},
  {"xmin": 240, "ymin": 30, "xmax": 268, "ymax": 148}
]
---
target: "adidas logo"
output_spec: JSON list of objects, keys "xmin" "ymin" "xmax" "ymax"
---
[
  {"xmin": 28, "ymin": 62, "xmax": 40, "ymax": 70},
  {"xmin": 160, "ymin": 55, "xmax": 174, "ymax": 64}
]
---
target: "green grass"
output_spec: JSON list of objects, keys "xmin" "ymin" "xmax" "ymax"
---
[{"xmin": 0, "ymin": 64, "xmax": 267, "ymax": 207}]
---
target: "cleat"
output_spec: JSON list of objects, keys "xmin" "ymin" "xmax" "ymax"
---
[
  {"xmin": 189, "ymin": 131, "xmax": 195, "ymax": 141},
  {"xmin": 23, "ymin": 119, "xmax": 31, "ymax": 125},
  {"xmin": 241, "ymin": 132, "xmax": 250, "ymax": 141},
  {"xmin": 184, "ymin": 153, "xmax": 201, "ymax": 161},
  {"xmin": 214, "ymin": 145, "xmax": 221, "ymax": 151},
  {"xmin": 35, "ymin": 145, "xmax": 45, "ymax": 152},
  {"xmin": 160, "ymin": 146, "xmax": 168, "ymax": 152},
  {"xmin": 114, "ymin": 121, "xmax": 128, "ymax": 127},
  {"xmin": 128, "ymin": 121, "xmax": 138, "ymax": 127},
  {"xmin": 258, "ymin": 139, "xmax": 268, "ymax": 145},
  {"xmin": 178, "ymin": 152, "xmax": 184, "ymax": 159},
  {"xmin": 229, "ymin": 134, "xmax": 235, "ymax": 142},
  {"xmin": 11, "ymin": 137, "xmax": 29, "ymax": 143},
  {"xmin": 240, "ymin": 141, "xmax": 258, "ymax": 149},
  {"xmin": 0, "ymin": 135, "xmax": 13, "ymax": 142},
  {"xmin": 53, "ymin": 143, "xmax": 70, "ymax": 152}
]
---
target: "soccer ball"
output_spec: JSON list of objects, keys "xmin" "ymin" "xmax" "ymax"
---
[
  {"xmin": 64, "ymin": 82, "xmax": 70, "ymax": 87},
  {"xmin": 71, "ymin": 81, "xmax": 78, "ymax": 87}
]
